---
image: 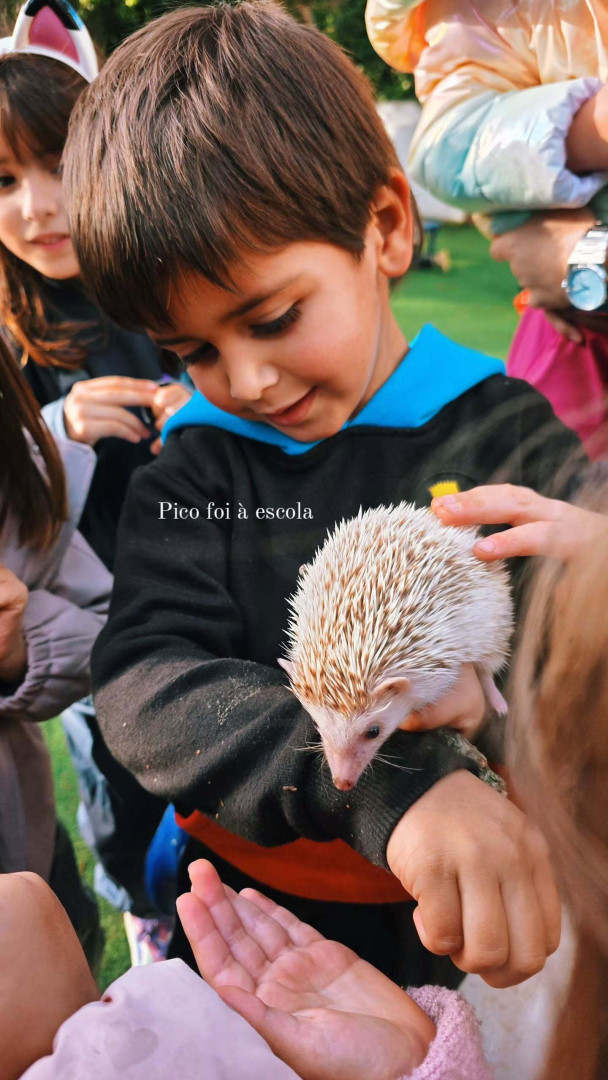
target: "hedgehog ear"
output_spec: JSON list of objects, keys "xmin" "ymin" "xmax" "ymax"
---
[
  {"xmin": 278, "ymin": 658, "xmax": 296, "ymax": 680},
  {"xmin": 374, "ymin": 676, "xmax": 411, "ymax": 701}
]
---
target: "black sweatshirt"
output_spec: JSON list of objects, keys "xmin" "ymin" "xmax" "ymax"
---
[{"xmin": 91, "ymin": 356, "xmax": 582, "ymax": 876}]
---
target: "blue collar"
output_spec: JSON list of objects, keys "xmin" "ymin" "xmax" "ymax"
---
[{"xmin": 162, "ymin": 324, "xmax": 505, "ymax": 455}]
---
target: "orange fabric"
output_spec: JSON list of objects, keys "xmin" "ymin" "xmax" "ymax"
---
[{"xmin": 176, "ymin": 809, "xmax": 411, "ymax": 904}]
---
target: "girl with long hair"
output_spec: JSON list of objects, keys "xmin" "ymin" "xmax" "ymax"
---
[
  {"xmin": 0, "ymin": 331, "xmax": 110, "ymax": 970},
  {"xmin": 0, "ymin": 0, "xmax": 190, "ymax": 960}
]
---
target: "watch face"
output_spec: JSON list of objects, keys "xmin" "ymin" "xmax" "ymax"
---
[{"xmin": 567, "ymin": 266, "xmax": 608, "ymax": 311}]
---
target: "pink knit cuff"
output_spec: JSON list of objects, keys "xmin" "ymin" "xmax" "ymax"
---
[{"xmin": 402, "ymin": 986, "xmax": 492, "ymax": 1080}]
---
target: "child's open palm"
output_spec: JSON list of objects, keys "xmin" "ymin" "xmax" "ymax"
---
[{"xmin": 177, "ymin": 860, "xmax": 434, "ymax": 1080}]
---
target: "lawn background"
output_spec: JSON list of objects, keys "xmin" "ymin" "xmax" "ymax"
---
[{"xmin": 45, "ymin": 223, "xmax": 520, "ymax": 991}]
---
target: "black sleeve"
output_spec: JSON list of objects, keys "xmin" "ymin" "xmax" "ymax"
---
[
  {"xmin": 487, "ymin": 376, "xmax": 585, "ymax": 501},
  {"xmin": 91, "ymin": 456, "xmax": 481, "ymax": 871}
]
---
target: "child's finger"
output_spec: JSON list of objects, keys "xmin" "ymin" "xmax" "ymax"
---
[
  {"xmin": 413, "ymin": 875, "xmax": 463, "ymax": 955},
  {"xmin": 452, "ymin": 873, "xmax": 508, "ymax": 974},
  {"xmin": 176, "ymin": 891, "xmax": 254, "ymax": 993},
  {"xmin": 81, "ymin": 375, "xmax": 159, "ymax": 398},
  {"xmin": 483, "ymin": 872, "xmax": 548, "ymax": 989},
  {"xmin": 66, "ymin": 402, "xmax": 150, "ymax": 442},
  {"xmin": 187, "ymin": 860, "xmax": 269, "ymax": 978},
  {"xmin": 527, "ymin": 833, "xmax": 562, "ymax": 956},
  {"xmin": 229, "ymin": 891, "xmax": 293, "ymax": 963},
  {"xmin": 472, "ymin": 521, "xmax": 564, "ymax": 561},
  {"xmin": 239, "ymin": 887, "xmax": 325, "ymax": 947},
  {"xmin": 151, "ymin": 382, "xmax": 191, "ymax": 419},
  {"xmin": 432, "ymin": 485, "xmax": 557, "ymax": 528}
]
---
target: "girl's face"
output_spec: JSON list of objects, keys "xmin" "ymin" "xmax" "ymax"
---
[{"xmin": 0, "ymin": 129, "xmax": 79, "ymax": 279}]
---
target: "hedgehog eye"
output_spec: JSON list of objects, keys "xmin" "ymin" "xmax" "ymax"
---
[{"xmin": 365, "ymin": 726, "xmax": 381, "ymax": 740}]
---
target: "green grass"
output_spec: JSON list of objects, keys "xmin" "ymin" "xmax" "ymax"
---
[
  {"xmin": 45, "ymin": 717, "xmax": 130, "ymax": 990},
  {"xmin": 393, "ymin": 223, "xmax": 519, "ymax": 359},
  {"xmin": 46, "ymin": 224, "xmax": 519, "ymax": 990}
]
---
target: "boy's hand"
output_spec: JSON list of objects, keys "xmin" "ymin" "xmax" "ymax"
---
[
  {"xmin": 432, "ymin": 484, "xmax": 608, "ymax": 562},
  {"xmin": 64, "ymin": 375, "xmax": 159, "ymax": 446},
  {"xmin": 400, "ymin": 663, "xmax": 486, "ymax": 739},
  {"xmin": 0, "ymin": 563, "xmax": 28, "ymax": 682},
  {"xmin": 386, "ymin": 771, "xmax": 561, "ymax": 988},
  {"xmin": 178, "ymin": 860, "xmax": 435, "ymax": 1080}
]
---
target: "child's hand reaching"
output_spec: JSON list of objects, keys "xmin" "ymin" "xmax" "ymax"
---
[
  {"xmin": 177, "ymin": 860, "xmax": 435, "ymax": 1080},
  {"xmin": 63, "ymin": 376, "xmax": 159, "ymax": 446},
  {"xmin": 431, "ymin": 484, "xmax": 608, "ymax": 562}
]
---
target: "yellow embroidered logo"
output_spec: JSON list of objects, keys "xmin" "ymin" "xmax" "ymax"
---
[{"xmin": 428, "ymin": 480, "xmax": 461, "ymax": 499}]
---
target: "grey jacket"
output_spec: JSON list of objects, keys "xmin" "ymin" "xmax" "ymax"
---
[{"xmin": 0, "ymin": 437, "xmax": 112, "ymax": 877}]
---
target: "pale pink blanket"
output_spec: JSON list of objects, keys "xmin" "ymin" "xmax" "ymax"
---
[{"xmin": 21, "ymin": 960, "xmax": 491, "ymax": 1079}]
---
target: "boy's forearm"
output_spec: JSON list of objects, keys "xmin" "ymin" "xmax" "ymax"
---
[
  {"xmin": 93, "ymin": 644, "xmax": 481, "ymax": 866},
  {"xmin": 93, "ymin": 459, "xmax": 486, "ymax": 865},
  {"xmin": 566, "ymin": 84, "xmax": 608, "ymax": 174}
]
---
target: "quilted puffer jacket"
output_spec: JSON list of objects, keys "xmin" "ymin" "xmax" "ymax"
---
[{"xmin": 366, "ymin": 0, "xmax": 608, "ymax": 219}]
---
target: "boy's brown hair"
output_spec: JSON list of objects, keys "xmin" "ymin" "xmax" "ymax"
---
[{"xmin": 64, "ymin": 1, "xmax": 419, "ymax": 331}]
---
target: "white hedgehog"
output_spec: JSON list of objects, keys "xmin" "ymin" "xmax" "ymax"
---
[{"xmin": 279, "ymin": 502, "xmax": 513, "ymax": 791}]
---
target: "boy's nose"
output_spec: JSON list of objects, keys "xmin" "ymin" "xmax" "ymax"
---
[{"xmin": 227, "ymin": 358, "xmax": 279, "ymax": 403}]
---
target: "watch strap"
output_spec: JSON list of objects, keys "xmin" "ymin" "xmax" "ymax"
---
[{"xmin": 567, "ymin": 225, "xmax": 608, "ymax": 268}]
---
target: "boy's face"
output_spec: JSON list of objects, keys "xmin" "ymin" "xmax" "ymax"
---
[{"xmin": 153, "ymin": 230, "xmax": 407, "ymax": 443}]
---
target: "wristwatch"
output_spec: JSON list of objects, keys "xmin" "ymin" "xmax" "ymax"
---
[{"xmin": 562, "ymin": 224, "xmax": 608, "ymax": 311}]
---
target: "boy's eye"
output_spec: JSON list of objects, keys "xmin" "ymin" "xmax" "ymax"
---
[
  {"xmin": 0, "ymin": 174, "xmax": 15, "ymax": 190},
  {"xmin": 180, "ymin": 343, "xmax": 218, "ymax": 366},
  {"xmin": 252, "ymin": 305, "xmax": 301, "ymax": 338}
]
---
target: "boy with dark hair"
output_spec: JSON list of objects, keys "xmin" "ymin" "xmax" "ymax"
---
[{"xmin": 64, "ymin": 1, "xmax": 575, "ymax": 988}]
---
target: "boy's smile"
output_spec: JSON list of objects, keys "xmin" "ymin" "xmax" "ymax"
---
[{"xmin": 153, "ymin": 231, "xmax": 409, "ymax": 443}]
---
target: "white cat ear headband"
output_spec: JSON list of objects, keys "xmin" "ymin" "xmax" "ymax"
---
[{"xmin": 0, "ymin": 0, "xmax": 98, "ymax": 83}]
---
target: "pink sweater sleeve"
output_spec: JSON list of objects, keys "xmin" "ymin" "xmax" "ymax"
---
[
  {"xmin": 403, "ymin": 986, "xmax": 492, "ymax": 1080},
  {"xmin": 20, "ymin": 959, "xmax": 299, "ymax": 1080}
]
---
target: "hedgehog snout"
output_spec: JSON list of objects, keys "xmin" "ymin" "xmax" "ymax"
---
[
  {"xmin": 333, "ymin": 776, "xmax": 355, "ymax": 792},
  {"xmin": 322, "ymin": 741, "xmax": 370, "ymax": 792}
]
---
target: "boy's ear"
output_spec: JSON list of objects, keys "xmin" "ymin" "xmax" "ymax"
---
[{"xmin": 371, "ymin": 169, "xmax": 415, "ymax": 279}]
